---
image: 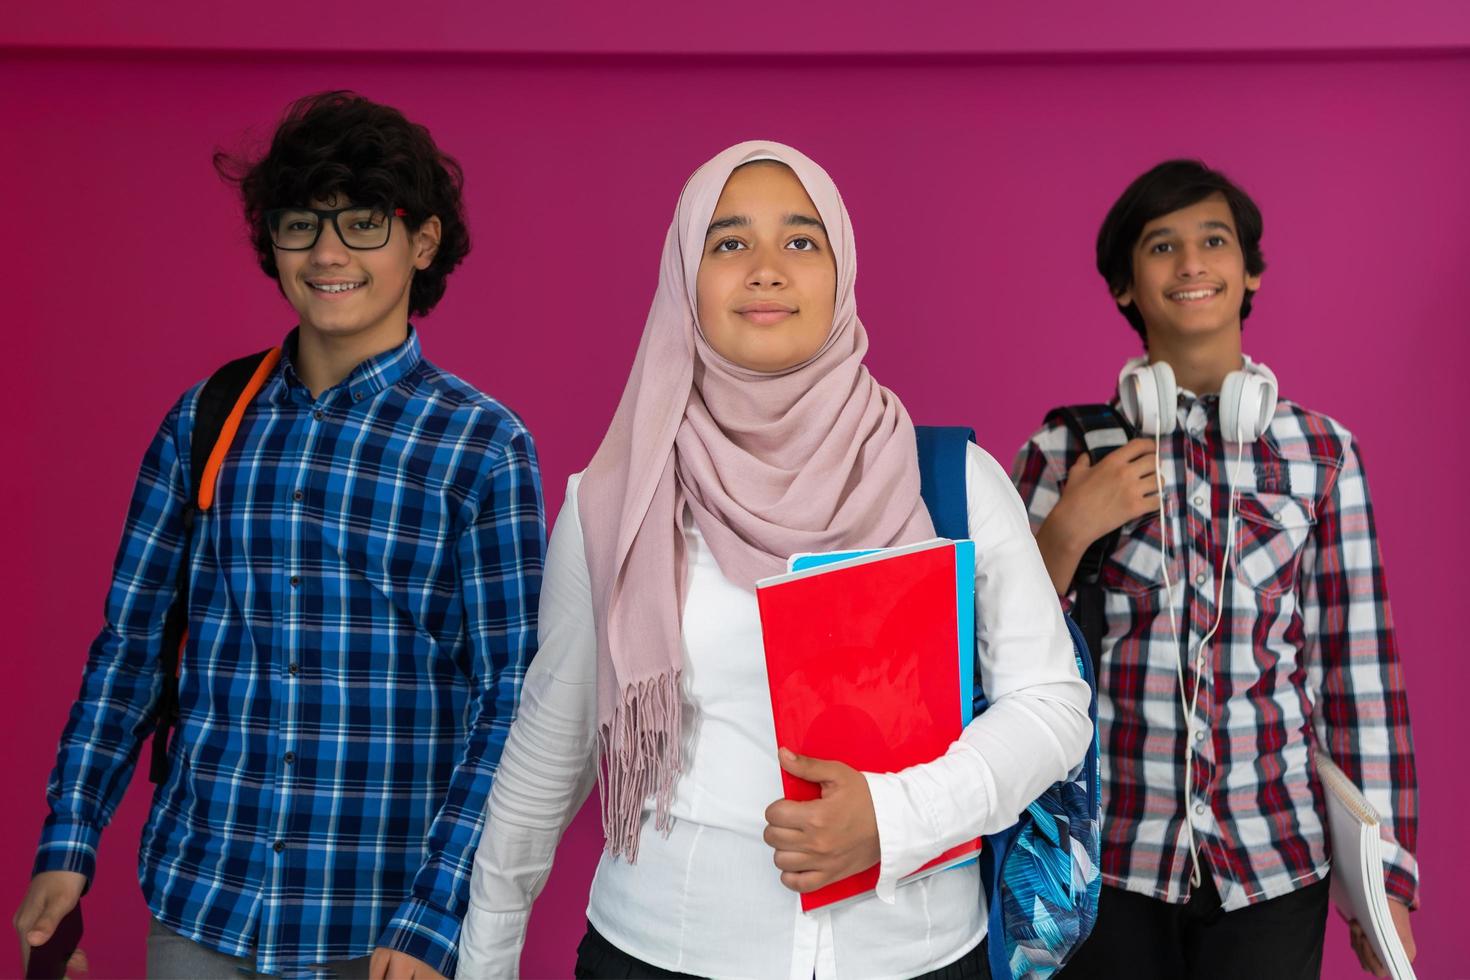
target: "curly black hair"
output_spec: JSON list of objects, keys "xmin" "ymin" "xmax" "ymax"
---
[
  {"xmin": 1096, "ymin": 160, "xmax": 1265, "ymax": 346},
  {"xmin": 215, "ymin": 91, "xmax": 469, "ymax": 317}
]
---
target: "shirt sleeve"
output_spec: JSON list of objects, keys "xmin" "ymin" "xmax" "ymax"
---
[
  {"xmin": 378, "ymin": 424, "xmax": 549, "ymax": 975},
  {"xmin": 1010, "ymin": 425, "xmax": 1072, "ymax": 536},
  {"xmin": 456, "ymin": 476, "xmax": 600, "ymax": 979},
  {"xmin": 1302, "ymin": 438, "xmax": 1419, "ymax": 908},
  {"xmin": 864, "ymin": 443, "xmax": 1093, "ymax": 900},
  {"xmin": 34, "ymin": 395, "xmax": 192, "ymax": 883}
]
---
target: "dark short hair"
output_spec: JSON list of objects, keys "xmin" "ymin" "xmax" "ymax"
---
[
  {"xmin": 1095, "ymin": 160, "xmax": 1265, "ymax": 344},
  {"xmin": 215, "ymin": 91, "xmax": 469, "ymax": 317}
]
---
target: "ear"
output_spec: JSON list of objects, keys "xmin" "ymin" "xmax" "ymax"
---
[
  {"xmin": 1113, "ymin": 283, "xmax": 1134, "ymax": 309},
  {"xmin": 1244, "ymin": 268, "xmax": 1262, "ymax": 293},
  {"xmin": 413, "ymin": 216, "xmax": 442, "ymax": 271}
]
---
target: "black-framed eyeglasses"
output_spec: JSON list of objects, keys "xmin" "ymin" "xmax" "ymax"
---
[{"xmin": 264, "ymin": 206, "xmax": 409, "ymax": 251}]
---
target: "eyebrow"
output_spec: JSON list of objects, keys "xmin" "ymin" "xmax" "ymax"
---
[
  {"xmin": 1139, "ymin": 219, "xmax": 1236, "ymax": 246},
  {"xmin": 785, "ymin": 213, "xmax": 826, "ymax": 232},
  {"xmin": 705, "ymin": 215, "xmax": 749, "ymax": 238},
  {"xmin": 704, "ymin": 212, "xmax": 827, "ymax": 239}
]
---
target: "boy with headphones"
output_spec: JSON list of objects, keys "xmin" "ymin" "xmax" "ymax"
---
[{"xmin": 1012, "ymin": 160, "xmax": 1417, "ymax": 978}]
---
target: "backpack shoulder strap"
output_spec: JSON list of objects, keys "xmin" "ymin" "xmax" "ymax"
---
[
  {"xmin": 189, "ymin": 348, "xmax": 282, "ymax": 509},
  {"xmin": 1042, "ymin": 403, "xmax": 1134, "ymax": 465},
  {"xmin": 150, "ymin": 346, "xmax": 279, "ymax": 784},
  {"xmin": 914, "ymin": 425, "xmax": 976, "ymax": 542},
  {"xmin": 914, "ymin": 424, "xmax": 985, "ymax": 718},
  {"xmin": 1039, "ymin": 403, "xmax": 1133, "ymax": 680}
]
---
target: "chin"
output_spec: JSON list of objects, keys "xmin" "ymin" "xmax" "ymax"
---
[
  {"xmin": 1151, "ymin": 311, "xmax": 1237, "ymax": 338},
  {"xmin": 299, "ymin": 317, "xmax": 376, "ymax": 338},
  {"xmin": 749, "ymin": 353, "xmax": 805, "ymax": 372}
]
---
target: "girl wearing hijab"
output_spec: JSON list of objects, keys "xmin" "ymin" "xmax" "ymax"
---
[{"xmin": 457, "ymin": 142, "xmax": 1091, "ymax": 980}]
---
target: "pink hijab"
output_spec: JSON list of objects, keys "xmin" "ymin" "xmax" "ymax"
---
[{"xmin": 578, "ymin": 141, "xmax": 934, "ymax": 860}]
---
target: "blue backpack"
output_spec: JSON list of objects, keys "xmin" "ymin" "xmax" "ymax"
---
[{"xmin": 915, "ymin": 426, "xmax": 1102, "ymax": 980}]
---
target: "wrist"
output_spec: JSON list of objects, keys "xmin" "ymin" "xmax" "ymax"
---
[{"xmin": 1040, "ymin": 504, "xmax": 1094, "ymax": 560}]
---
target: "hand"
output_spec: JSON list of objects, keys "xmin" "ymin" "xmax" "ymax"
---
[
  {"xmin": 762, "ymin": 748, "xmax": 880, "ymax": 894},
  {"xmin": 13, "ymin": 870, "xmax": 87, "ymax": 975},
  {"xmin": 368, "ymin": 948, "xmax": 445, "ymax": 979},
  {"xmin": 1347, "ymin": 898, "xmax": 1415, "ymax": 978},
  {"xmin": 1035, "ymin": 438, "xmax": 1160, "ymax": 593},
  {"xmin": 1052, "ymin": 437, "xmax": 1160, "ymax": 545}
]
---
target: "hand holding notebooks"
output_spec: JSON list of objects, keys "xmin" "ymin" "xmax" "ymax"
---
[{"xmin": 1315, "ymin": 752, "xmax": 1415, "ymax": 980}]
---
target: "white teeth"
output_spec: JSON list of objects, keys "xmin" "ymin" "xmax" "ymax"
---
[
  {"xmin": 1171, "ymin": 288, "xmax": 1217, "ymax": 301},
  {"xmin": 311, "ymin": 282, "xmax": 363, "ymax": 293}
]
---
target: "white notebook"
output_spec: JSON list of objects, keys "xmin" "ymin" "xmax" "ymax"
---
[{"xmin": 1315, "ymin": 752, "xmax": 1415, "ymax": 980}]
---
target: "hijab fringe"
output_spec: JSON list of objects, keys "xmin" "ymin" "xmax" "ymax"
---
[{"xmin": 597, "ymin": 669, "xmax": 683, "ymax": 861}]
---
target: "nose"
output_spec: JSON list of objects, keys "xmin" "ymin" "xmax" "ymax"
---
[
  {"xmin": 746, "ymin": 245, "xmax": 787, "ymax": 290},
  {"xmin": 308, "ymin": 218, "xmax": 350, "ymax": 266},
  {"xmin": 1174, "ymin": 241, "xmax": 1208, "ymax": 279}
]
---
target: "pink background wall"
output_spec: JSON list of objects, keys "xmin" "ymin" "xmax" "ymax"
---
[{"xmin": 4, "ymin": 6, "xmax": 1466, "ymax": 977}]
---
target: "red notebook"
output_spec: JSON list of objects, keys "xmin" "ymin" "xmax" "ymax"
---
[{"xmin": 757, "ymin": 538, "xmax": 981, "ymax": 912}]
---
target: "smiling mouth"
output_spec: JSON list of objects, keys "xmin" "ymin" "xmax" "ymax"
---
[
  {"xmin": 309, "ymin": 281, "xmax": 365, "ymax": 294},
  {"xmin": 1168, "ymin": 287, "xmax": 1219, "ymax": 302}
]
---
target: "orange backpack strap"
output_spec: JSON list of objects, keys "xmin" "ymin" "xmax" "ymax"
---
[
  {"xmin": 196, "ymin": 348, "xmax": 281, "ymax": 510},
  {"xmin": 149, "ymin": 347, "xmax": 280, "ymax": 784}
]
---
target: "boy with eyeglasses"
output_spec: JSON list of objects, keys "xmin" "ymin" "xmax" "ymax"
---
[{"xmin": 14, "ymin": 92, "xmax": 545, "ymax": 979}]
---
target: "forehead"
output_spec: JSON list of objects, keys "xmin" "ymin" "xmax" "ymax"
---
[
  {"xmin": 1136, "ymin": 193, "xmax": 1236, "ymax": 240},
  {"xmin": 712, "ymin": 162, "xmax": 820, "ymax": 217},
  {"xmin": 305, "ymin": 192, "xmax": 354, "ymax": 208}
]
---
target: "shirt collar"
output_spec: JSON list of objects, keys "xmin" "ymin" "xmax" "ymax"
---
[{"xmin": 274, "ymin": 326, "xmax": 423, "ymax": 406}]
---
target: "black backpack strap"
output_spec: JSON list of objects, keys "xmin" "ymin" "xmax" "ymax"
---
[
  {"xmin": 150, "ymin": 348, "xmax": 279, "ymax": 783},
  {"xmin": 1041, "ymin": 403, "xmax": 1134, "ymax": 677},
  {"xmin": 1043, "ymin": 404, "xmax": 1135, "ymax": 467}
]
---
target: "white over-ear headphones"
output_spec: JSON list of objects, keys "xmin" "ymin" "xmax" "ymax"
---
[
  {"xmin": 1114, "ymin": 354, "xmax": 1279, "ymax": 889},
  {"xmin": 1218, "ymin": 361, "xmax": 1279, "ymax": 444},
  {"xmin": 1116, "ymin": 356, "xmax": 1278, "ymax": 442},
  {"xmin": 1117, "ymin": 358, "xmax": 1177, "ymax": 436}
]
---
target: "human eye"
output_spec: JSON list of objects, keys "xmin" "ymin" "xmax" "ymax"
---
[
  {"xmin": 344, "ymin": 208, "xmax": 386, "ymax": 231},
  {"xmin": 1205, "ymin": 234, "xmax": 1228, "ymax": 248},
  {"xmin": 786, "ymin": 237, "xmax": 819, "ymax": 252},
  {"xmin": 712, "ymin": 238, "xmax": 746, "ymax": 253},
  {"xmin": 1149, "ymin": 241, "xmax": 1174, "ymax": 254}
]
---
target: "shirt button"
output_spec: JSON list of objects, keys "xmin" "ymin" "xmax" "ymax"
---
[
  {"xmin": 1273, "ymin": 511, "xmax": 1283, "ymax": 522},
  {"xmin": 283, "ymin": 752, "xmax": 296, "ymax": 764},
  {"xmin": 353, "ymin": 391, "xmax": 364, "ymax": 402},
  {"xmin": 292, "ymin": 489, "xmax": 304, "ymax": 502},
  {"xmin": 273, "ymin": 840, "xmax": 286, "ymax": 853},
  {"xmin": 288, "ymin": 662, "xmax": 300, "ymax": 676},
  {"xmin": 1195, "ymin": 573, "xmax": 1207, "ymax": 586},
  {"xmin": 313, "ymin": 410, "xmax": 324, "ymax": 422},
  {"xmin": 290, "ymin": 575, "xmax": 301, "ymax": 587},
  {"xmin": 1193, "ymin": 496, "xmax": 1204, "ymax": 507},
  {"xmin": 1194, "ymin": 803, "xmax": 1206, "ymax": 815},
  {"xmin": 1194, "ymin": 728, "xmax": 1206, "ymax": 742}
]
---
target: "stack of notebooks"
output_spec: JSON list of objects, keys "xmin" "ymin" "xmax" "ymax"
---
[
  {"xmin": 1315, "ymin": 752, "xmax": 1416, "ymax": 980},
  {"xmin": 756, "ymin": 537, "xmax": 977, "ymax": 912}
]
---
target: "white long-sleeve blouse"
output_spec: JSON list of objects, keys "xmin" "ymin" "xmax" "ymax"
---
[{"xmin": 458, "ymin": 443, "xmax": 1092, "ymax": 980}]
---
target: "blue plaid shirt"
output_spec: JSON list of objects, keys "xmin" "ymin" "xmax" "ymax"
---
[{"xmin": 35, "ymin": 329, "xmax": 545, "ymax": 977}]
